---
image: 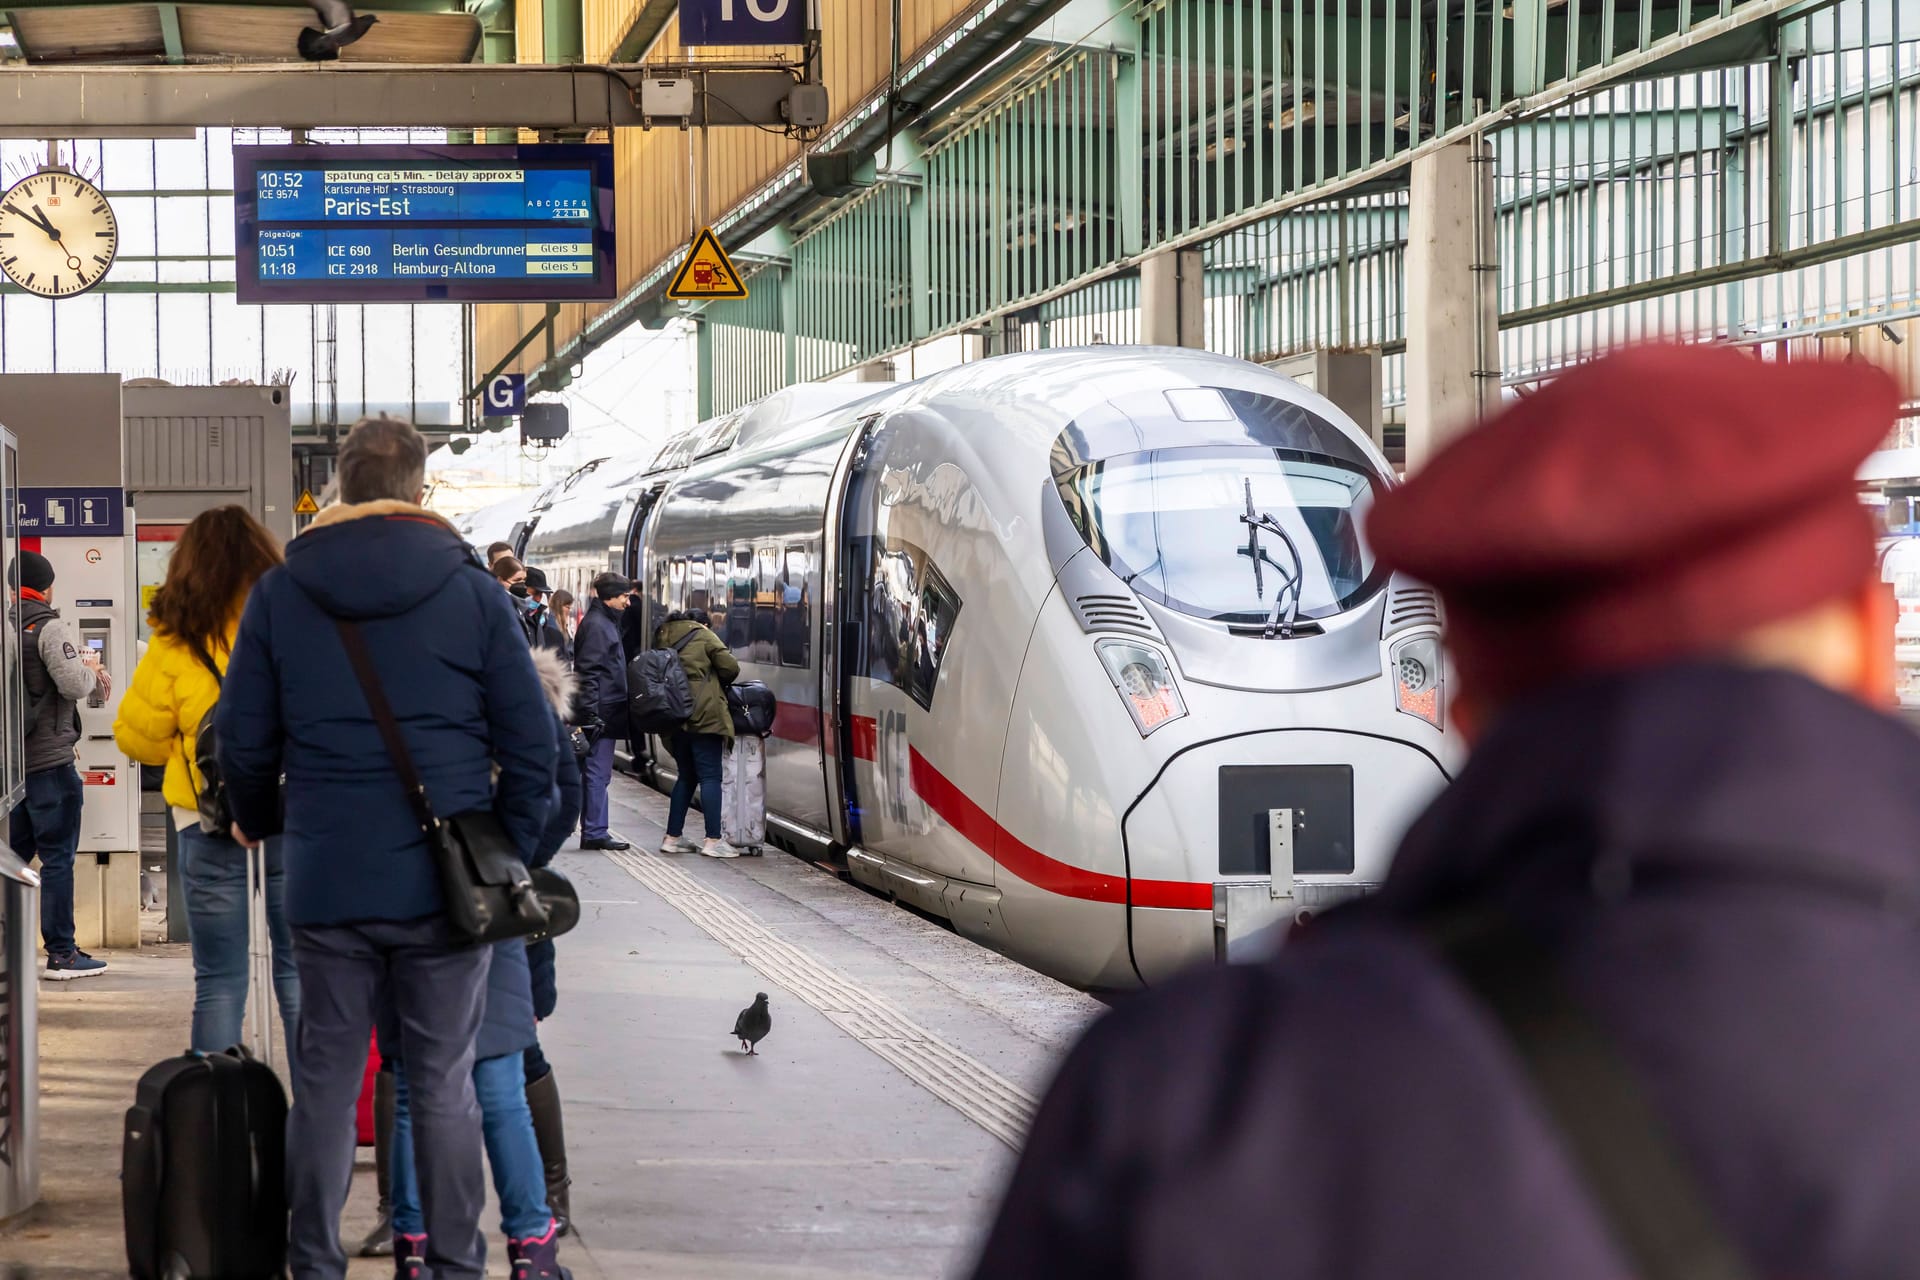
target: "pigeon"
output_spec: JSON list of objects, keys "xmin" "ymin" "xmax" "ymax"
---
[
  {"xmin": 298, "ymin": 0, "xmax": 378, "ymax": 61},
  {"xmin": 731, "ymin": 992, "xmax": 771, "ymax": 1055}
]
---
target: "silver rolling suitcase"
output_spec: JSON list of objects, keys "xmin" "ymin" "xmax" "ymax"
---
[
  {"xmin": 721, "ymin": 736, "xmax": 767, "ymax": 854},
  {"xmin": 244, "ymin": 841, "xmax": 275, "ymax": 1063}
]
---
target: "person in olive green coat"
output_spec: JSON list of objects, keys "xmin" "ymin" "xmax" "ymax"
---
[{"xmin": 657, "ymin": 608, "xmax": 744, "ymax": 858}]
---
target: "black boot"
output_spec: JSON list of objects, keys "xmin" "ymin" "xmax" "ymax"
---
[
  {"xmin": 353, "ymin": 1070, "xmax": 396, "ymax": 1257},
  {"xmin": 525, "ymin": 1068, "xmax": 572, "ymax": 1237}
]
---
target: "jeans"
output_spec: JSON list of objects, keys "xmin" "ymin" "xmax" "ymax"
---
[
  {"xmin": 578, "ymin": 734, "xmax": 614, "ymax": 840},
  {"xmin": 391, "ymin": 1050, "xmax": 551, "ymax": 1241},
  {"xmin": 176, "ymin": 825, "xmax": 300, "ymax": 1057},
  {"xmin": 9, "ymin": 765, "xmax": 81, "ymax": 954},
  {"xmin": 667, "ymin": 732, "xmax": 724, "ymax": 840},
  {"xmin": 285, "ymin": 917, "xmax": 491, "ymax": 1280}
]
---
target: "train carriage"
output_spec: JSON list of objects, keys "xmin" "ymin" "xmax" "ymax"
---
[{"xmin": 639, "ymin": 348, "xmax": 1464, "ymax": 988}]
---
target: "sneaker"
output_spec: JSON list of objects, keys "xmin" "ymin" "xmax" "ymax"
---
[
  {"xmin": 660, "ymin": 835, "xmax": 698, "ymax": 855},
  {"xmin": 701, "ymin": 838, "xmax": 740, "ymax": 860},
  {"xmin": 44, "ymin": 950, "xmax": 108, "ymax": 981},
  {"xmin": 509, "ymin": 1221, "xmax": 572, "ymax": 1280},
  {"xmin": 579, "ymin": 836, "xmax": 631, "ymax": 852},
  {"xmin": 394, "ymin": 1233, "xmax": 428, "ymax": 1280}
]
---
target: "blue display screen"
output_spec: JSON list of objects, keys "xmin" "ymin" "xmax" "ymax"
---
[
  {"xmin": 253, "ymin": 166, "xmax": 595, "ymax": 224},
  {"xmin": 233, "ymin": 143, "xmax": 616, "ymax": 305}
]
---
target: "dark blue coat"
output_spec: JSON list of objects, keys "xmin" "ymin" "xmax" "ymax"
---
[
  {"xmin": 217, "ymin": 503, "xmax": 558, "ymax": 929},
  {"xmin": 527, "ymin": 710, "xmax": 581, "ymax": 1020},
  {"xmin": 974, "ymin": 664, "xmax": 1920, "ymax": 1279},
  {"xmin": 573, "ymin": 598, "xmax": 628, "ymax": 733}
]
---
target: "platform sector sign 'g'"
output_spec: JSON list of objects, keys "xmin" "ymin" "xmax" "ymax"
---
[
  {"xmin": 678, "ymin": 0, "xmax": 806, "ymax": 46},
  {"xmin": 232, "ymin": 143, "xmax": 617, "ymax": 306}
]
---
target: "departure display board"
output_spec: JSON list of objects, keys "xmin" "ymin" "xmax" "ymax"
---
[{"xmin": 233, "ymin": 144, "xmax": 616, "ymax": 305}]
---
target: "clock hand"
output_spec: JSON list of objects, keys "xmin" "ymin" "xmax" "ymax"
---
[{"xmin": 26, "ymin": 205, "xmax": 61, "ymax": 243}]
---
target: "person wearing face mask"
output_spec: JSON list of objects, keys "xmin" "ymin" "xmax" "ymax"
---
[
  {"xmin": 519, "ymin": 567, "xmax": 570, "ymax": 659},
  {"xmin": 572, "ymin": 572, "xmax": 633, "ymax": 852}
]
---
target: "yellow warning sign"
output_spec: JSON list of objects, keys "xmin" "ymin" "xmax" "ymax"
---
[
  {"xmin": 294, "ymin": 489, "xmax": 320, "ymax": 516},
  {"xmin": 665, "ymin": 228, "xmax": 748, "ymax": 300}
]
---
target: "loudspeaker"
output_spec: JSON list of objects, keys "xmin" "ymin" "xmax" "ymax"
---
[{"xmin": 521, "ymin": 403, "xmax": 569, "ymax": 443}]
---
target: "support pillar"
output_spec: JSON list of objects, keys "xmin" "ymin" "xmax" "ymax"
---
[
  {"xmin": 1140, "ymin": 248, "xmax": 1205, "ymax": 348},
  {"xmin": 542, "ymin": 0, "xmax": 583, "ymax": 65},
  {"xmin": 1403, "ymin": 136, "xmax": 1499, "ymax": 471}
]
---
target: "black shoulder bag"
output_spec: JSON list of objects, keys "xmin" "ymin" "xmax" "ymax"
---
[
  {"xmin": 332, "ymin": 618, "xmax": 551, "ymax": 945},
  {"xmin": 182, "ymin": 638, "xmax": 233, "ymax": 835},
  {"xmin": 1427, "ymin": 909, "xmax": 1757, "ymax": 1280}
]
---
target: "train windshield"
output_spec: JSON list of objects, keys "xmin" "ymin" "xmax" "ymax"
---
[{"xmin": 1057, "ymin": 445, "xmax": 1385, "ymax": 625}]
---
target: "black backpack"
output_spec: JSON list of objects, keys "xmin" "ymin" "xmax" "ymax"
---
[
  {"xmin": 626, "ymin": 629, "xmax": 698, "ymax": 734},
  {"xmin": 184, "ymin": 640, "xmax": 231, "ymax": 834}
]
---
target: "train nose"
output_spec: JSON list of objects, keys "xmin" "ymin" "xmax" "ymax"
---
[{"xmin": 1122, "ymin": 726, "xmax": 1452, "ymax": 985}]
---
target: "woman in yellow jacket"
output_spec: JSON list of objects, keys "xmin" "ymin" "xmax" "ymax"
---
[{"xmin": 114, "ymin": 506, "xmax": 299, "ymax": 1055}]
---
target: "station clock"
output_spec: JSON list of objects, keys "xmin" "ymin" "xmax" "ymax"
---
[{"xmin": 0, "ymin": 169, "xmax": 118, "ymax": 299}]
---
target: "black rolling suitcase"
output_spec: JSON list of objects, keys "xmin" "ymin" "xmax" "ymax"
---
[
  {"xmin": 123, "ymin": 1046, "xmax": 288, "ymax": 1279},
  {"xmin": 124, "ymin": 847, "xmax": 288, "ymax": 1279}
]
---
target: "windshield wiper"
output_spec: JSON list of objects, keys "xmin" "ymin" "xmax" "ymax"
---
[{"xmin": 1238, "ymin": 478, "xmax": 1305, "ymax": 639}]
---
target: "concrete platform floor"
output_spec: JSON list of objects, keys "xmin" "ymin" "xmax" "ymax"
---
[{"xmin": 0, "ymin": 771, "xmax": 1102, "ymax": 1278}]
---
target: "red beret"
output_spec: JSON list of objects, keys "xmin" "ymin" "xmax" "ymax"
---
[{"xmin": 1368, "ymin": 344, "xmax": 1902, "ymax": 702}]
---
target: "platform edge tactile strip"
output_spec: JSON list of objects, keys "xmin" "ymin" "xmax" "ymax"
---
[{"xmin": 605, "ymin": 848, "xmax": 1038, "ymax": 1148}]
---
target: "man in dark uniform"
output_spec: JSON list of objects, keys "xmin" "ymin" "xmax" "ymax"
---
[
  {"xmin": 573, "ymin": 571, "xmax": 632, "ymax": 851},
  {"xmin": 972, "ymin": 345, "xmax": 1919, "ymax": 1279}
]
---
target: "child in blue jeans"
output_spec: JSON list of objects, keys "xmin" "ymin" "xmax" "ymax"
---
[
  {"xmin": 388, "ymin": 939, "xmax": 565, "ymax": 1280},
  {"xmin": 389, "ymin": 647, "xmax": 580, "ymax": 1280}
]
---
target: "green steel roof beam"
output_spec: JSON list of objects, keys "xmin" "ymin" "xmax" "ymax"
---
[
  {"xmin": 607, "ymin": 0, "xmax": 674, "ymax": 64},
  {"xmin": 157, "ymin": 2, "xmax": 182, "ymax": 62},
  {"xmin": 542, "ymin": 0, "xmax": 582, "ymax": 65}
]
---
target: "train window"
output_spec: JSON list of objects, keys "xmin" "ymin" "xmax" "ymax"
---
[
  {"xmin": 751, "ymin": 546, "xmax": 780, "ymax": 663},
  {"xmin": 708, "ymin": 554, "xmax": 729, "ymax": 629},
  {"xmin": 779, "ymin": 545, "xmax": 812, "ymax": 668},
  {"xmin": 725, "ymin": 551, "xmax": 753, "ymax": 650},
  {"xmin": 669, "ymin": 557, "xmax": 687, "ymax": 609},
  {"xmin": 852, "ymin": 537, "xmax": 961, "ymax": 710},
  {"xmin": 688, "ymin": 557, "xmax": 711, "ymax": 613},
  {"xmin": 1055, "ymin": 445, "xmax": 1386, "ymax": 626}
]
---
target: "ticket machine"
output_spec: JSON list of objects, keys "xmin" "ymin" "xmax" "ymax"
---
[
  {"xmin": 18, "ymin": 487, "xmax": 141, "ymax": 863},
  {"xmin": 0, "ymin": 374, "xmax": 141, "ymax": 950}
]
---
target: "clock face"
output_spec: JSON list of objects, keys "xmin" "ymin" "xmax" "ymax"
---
[{"xmin": 0, "ymin": 171, "xmax": 117, "ymax": 299}]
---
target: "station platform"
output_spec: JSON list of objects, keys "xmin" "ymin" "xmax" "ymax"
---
[{"xmin": 0, "ymin": 771, "xmax": 1101, "ymax": 1279}]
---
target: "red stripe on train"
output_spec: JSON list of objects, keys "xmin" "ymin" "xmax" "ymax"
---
[
  {"xmin": 839, "ymin": 713, "xmax": 1210, "ymax": 911},
  {"xmin": 769, "ymin": 701, "xmax": 820, "ymax": 746}
]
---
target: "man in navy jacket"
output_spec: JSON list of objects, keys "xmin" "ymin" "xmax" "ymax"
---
[
  {"xmin": 571, "ymin": 571, "xmax": 631, "ymax": 851},
  {"xmin": 219, "ymin": 416, "xmax": 556, "ymax": 1280}
]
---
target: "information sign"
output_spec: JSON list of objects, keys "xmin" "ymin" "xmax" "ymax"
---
[
  {"xmin": 679, "ymin": 0, "xmax": 807, "ymax": 46},
  {"xmin": 19, "ymin": 486, "xmax": 125, "ymax": 538},
  {"xmin": 234, "ymin": 144, "xmax": 616, "ymax": 305},
  {"xmin": 484, "ymin": 374, "xmax": 527, "ymax": 416}
]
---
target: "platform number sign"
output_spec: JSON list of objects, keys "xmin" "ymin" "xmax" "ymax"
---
[
  {"xmin": 678, "ymin": 0, "xmax": 806, "ymax": 45},
  {"xmin": 484, "ymin": 374, "xmax": 527, "ymax": 417}
]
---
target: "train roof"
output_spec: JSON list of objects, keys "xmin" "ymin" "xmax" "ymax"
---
[{"xmin": 721, "ymin": 347, "xmax": 1391, "ymax": 479}]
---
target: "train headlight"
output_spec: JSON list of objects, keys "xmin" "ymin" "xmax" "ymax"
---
[
  {"xmin": 1390, "ymin": 634, "xmax": 1443, "ymax": 730},
  {"xmin": 1096, "ymin": 639, "xmax": 1187, "ymax": 737}
]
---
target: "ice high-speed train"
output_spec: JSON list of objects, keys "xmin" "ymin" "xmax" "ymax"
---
[{"xmin": 500, "ymin": 350, "xmax": 1462, "ymax": 988}]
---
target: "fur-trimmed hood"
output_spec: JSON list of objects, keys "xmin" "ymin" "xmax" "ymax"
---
[
  {"xmin": 530, "ymin": 646, "xmax": 576, "ymax": 721},
  {"xmin": 302, "ymin": 498, "xmax": 459, "ymax": 535},
  {"xmin": 284, "ymin": 498, "xmax": 480, "ymax": 621}
]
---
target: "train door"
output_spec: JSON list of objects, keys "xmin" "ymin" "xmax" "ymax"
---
[
  {"xmin": 623, "ymin": 481, "xmax": 669, "ymax": 777},
  {"xmin": 820, "ymin": 416, "xmax": 883, "ymax": 847}
]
